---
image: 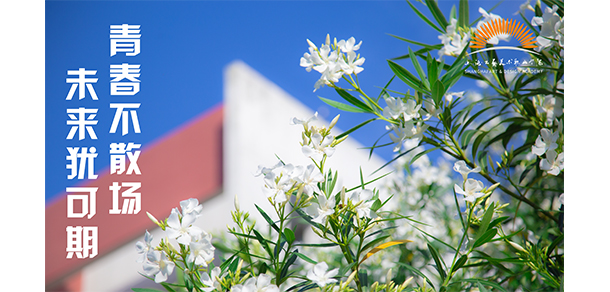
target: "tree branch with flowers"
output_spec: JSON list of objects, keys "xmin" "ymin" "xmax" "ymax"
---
[{"xmin": 134, "ymin": 0, "xmax": 563, "ymax": 291}]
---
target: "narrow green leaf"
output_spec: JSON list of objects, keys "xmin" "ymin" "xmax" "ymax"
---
[
  {"xmin": 294, "ymin": 252, "xmax": 318, "ymax": 264},
  {"xmin": 389, "ymin": 34, "xmax": 442, "ymax": 51},
  {"xmin": 457, "ymin": 279, "xmax": 508, "ymax": 292},
  {"xmin": 253, "ymin": 229, "xmax": 273, "ymax": 257},
  {"xmin": 280, "ymin": 253, "xmax": 298, "ymax": 280},
  {"xmin": 458, "ymin": 105, "xmax": 495, "ymax": 138},
  {"xmin": 406, "ymin": 0, "xmax": 444, "ymax": 33},
  {"xmin": 427, "ymin": 243, "xmax": 447, "ymax": 281},
  {"xmin": 471, "ymin": 131, "xmax": 488, "ymax": 161},
  {"xmin": 319, "ymin": 97, "xmax": 368, "ymax": 113},
  {"xmin": 255, "ymin": 204, "xmax": 280, "ymax": 232},
  {"xmin": 475, "ymin": 203, "xmax": 496, "ymax": 241},
  {"xmin": 409, "ymin": 47, "xmax": 430, "ymax": 90},
  {"xmin": 425, "ymin": 0, "xmax": 449, "ymax": 29},
  {"xmin": 473, "ymin": 229, "xmax": 498, "ymax": 249},
  {"xmin": 336, "ymin": 118, "xmax": 377, "ymax": 140},
  {"xmin": 395, "ymin": 262, "xmax": 436, "ymax": 290},
  {"xmin": 388, "ymin": 60, "xmax": 428, "ymax": 93},
  {"xmin": 335, "ymin": 88, "xmax": 372, "ymax": 112},
  {"xmin": 477, "ymin": 281, "xmax": 492, "ymax": 292},
  {"xmin": 458, "ymin": 0, "xmax": 469, "ymax": 28},
  {"xmin": 451, "ymin": 254, "xmax": 468, "ymax": 274},
  {"xmin": 432, "ymin": 80, "xmax": 446, "ymax": 106}
]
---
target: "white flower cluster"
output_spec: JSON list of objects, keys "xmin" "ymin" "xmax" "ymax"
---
[
  {"xmin": 531, "ymin": 5, "xmax": 564, "ymax": 52},
  {"xmin": 306, "ymin": 262, "xmax": 338, "ymax": 288},
  {"xmin": 382, "ymin": 95, "xmax": 429, "ymax": 152},
  {"xmin": 230, "ymin": 274, "xmax": 279, "ymax": 292},
  {"xmin": 256, "ymin": 161, "xmax": 324, "ymax": 205},
  {"xmin": 136, "ymin": 198, "xmax": 216, "ymax": 284},
  {"xmin": 300, "ymin": 34, "xmax": 365, "ymax": 91},
  {"xmin": 532, "ymin": 119, "xmax": 564, "ymax": 176},
  {"xmin": 439, "ymin": 18, "xmax": 471, "ymax": 57},
  {"xmin": 453, "ymin": 161, "xmax": 487, "ymax": 203},
  {"xmin": 534, "ymin": 95, "xmax": 563, "ymax": 126}
]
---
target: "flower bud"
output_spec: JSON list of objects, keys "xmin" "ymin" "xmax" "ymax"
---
[
  {"xmin": 398, "ymin": 277, "xmax": 413, "ymax": 290},
  {"xmin": 509, "ymin": 241, "xmax": 526, "ymax": 252},
  {"xmin": 325, "ymin": 34, "xmax": 330, "ymax": 46},
  {"xmin": 386, "ymin": 268, "xmax": 393, "ymax": 285},
  {"xmin": 329, "ymin": 114, "xmax": 340, "ymax": 130},
  {"xmin": 234, "ymin": 194, "xmax": 240, "ymax": 211},
  {"xmin": 147, "ymin": 212, "xmax": 163, "ymax": 228}
]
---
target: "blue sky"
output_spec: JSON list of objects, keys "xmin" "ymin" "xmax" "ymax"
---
[{"xmin": 45, "ymin": 0, "xmax": 530, "ymax": 203}]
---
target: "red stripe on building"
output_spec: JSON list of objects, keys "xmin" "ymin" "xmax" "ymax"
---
[{"xmin": 46, "ymin": 105, "xmax": 224, "ymax": 289}]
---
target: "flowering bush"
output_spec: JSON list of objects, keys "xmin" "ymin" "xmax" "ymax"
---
[{"xmin": 135, "ymin": 0, "xmax": 563, "ymax": 291}]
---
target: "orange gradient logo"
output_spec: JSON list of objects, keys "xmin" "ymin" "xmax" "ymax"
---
[{"xmin": 470, "ymin": 18, "xmax": 538, "ymax": 53}]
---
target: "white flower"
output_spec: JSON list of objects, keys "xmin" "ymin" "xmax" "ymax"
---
[
  {"xmin": 187, "ymin": 230, "xmax": 215, "ymax": 266},
  {"xmin": 421, "ymin": 99, "xmax": 441, "ymax": 120},
  {"xmin": 307, "ymin": 262, "xmax": 338, "ymax": 287},
  {"xmin": 387, "ymin": 121, "xmax": 428, "ymax": 152},
  {"xmin": 143, "ymin": 251, "xmax": 175, "ymax": 283},
  {"xmin": 290, "ymin": 112, "xmax": 318, "ymax": 128},
  {"xmin": 536, "ymin": 95, "xmax": 563, "ymax": 125},
  {"xmin": 540, "ymin": 149, "xmax": 564, "ymax": 176},
  {"xmin": 439, "ymin": 18, "xmax": 470, "ymax": 57},
  {"xmin": 298, "ymin": 164, "xmax": 324, "ymax": 196},
  {"xmin": 383, "ymin": 95, "xmax": 408, "ymax": 120},
  {"xmin": 531, "ymin": 5, "xmax": 562, "ymax": 51},
  {"xmin": 348, "ymin": 189, "xmax": 375, "ymax": 219},
  {"xmin": 454, "ymin": 179, "xmax": 485, "ymax": 203},
  {"xmin": 262, "ymin": 163, "xmax": 300, "ymax": 204},
  {"xmin": 166, "ymin": 208, "xmax": 202, "ymax": 245},
  {"xmin": 444, "ymin": 91, "xmax": 465, "ymax": 103},
  {"xmin": 515, "ymin": 0, "xmax": 535, "ymax": 15},
  {"xmin": 476, "ymin": 7, "xmax": 510, "ymax": 45},
  {"xmin": 339, "ymin": 50, "xmax": 365, "ymax": 75},
  {"xmin": 231, "ymin": 274, "xmax": 279, "ymax": 292},
  {"xmin": 180, "ymin": 198, "xmax": 203, "ymax": 218},
  {"xmin": 337, "ymin": 37, "xmax": 362, "ymax": 53},
  {"xmin": 531, "ymin": 128, "xmax": 558, "ymax": 156},
  {"xmin": 302, "ymin": 130, "xmax": 336, "ymax": 161},
  {"xmin": 453, "ymin": 161, "xmax": 481, "ymax": 180},
  {"xmin": 308, "ymin": 194, "xmax": 336, "ymax": 224},
  {"xmin": 201, "ymin": 267, "xmax": 223, "ymax": 292},
  {"xmin": 135, "ymin": 230, "xmax": 153, "ymax": 263}
]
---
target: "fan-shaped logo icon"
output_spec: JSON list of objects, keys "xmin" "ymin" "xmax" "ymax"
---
[{"xmin": 470, "ymin": 18, "xmax": 538, "ymax": 55}]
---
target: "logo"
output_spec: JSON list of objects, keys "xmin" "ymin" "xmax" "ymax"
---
[{"xmin": 470, "ymin": 18, "xmax": 539, "ymax": 55}]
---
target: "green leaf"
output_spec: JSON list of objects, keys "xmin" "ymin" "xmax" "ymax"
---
[
  {"xmin": 451, "ymin": 254, "xmax": 468, "ymax": 274},
  {"xmin": 425, "ymin": 0, "xmax": 449, "ymax": 29},
  {"xmin": 409, "ymin": 47, "xmax": 430, "ymax": 90},
  {"xmin": 440, "ymin": 56, "xmax": 467, "ymax": 89},
  {"xmin": 406, "ymin": 0, "xmax": 444, "ymax": 33},
  {"xmin": 395, "ymin": 262, "xmax": 436, "ymax": 290},
  {"xmin": 458, "ymin": 0, "xmax": 469, "ymax": 28},
  {"xmin": 280, "ymin": 252, "xmax": 298, "ymax": 280},
  {"xmin": 388, "ymin": 60, "xmax": 428, "ymax": 93},
  {"xmin": 458, "ymin": 105, "xmax": 495, "ymax": 138},
  {"xmin": 335, "ymin": 88, "xmax": 373, "ymax": 112},
  {"xmin": 294, "ymin": 251, "xmax": 318, "ymax": 264},
  {"xmin": 426, "ymin": 53, "xmax": 439, "ymax": 82},
  {"xmin": 284, "ymin": 228, "xmax": 295, "ymax": 244},
  {"xmin": 473, "ymin": 229, "xmax": 498, "ymax": 249},
  {"xmin": 319, "ymin": 97, "xmax": 368, "ymax": 113},
  {"xmin": 255, "ymin": 204, "xmax": 280, "ymax": 232},
  {"xmin": 427, "ymin": 243, "xmax": 447, "ymax": 281},
  {"xmin": 432, "ymin": 80, "xmax": 446, "ymax": 106},
  {"xmin": 252, "ymin": 229, "xmax": 274, "ymax": 257},
  {"xmin": 456, "ymin": 279, "xmax": 508, "ymax": 292},
  {"xmin": 477, "ymin": 281, "xmax": 492, "ymax": 292},
  {"xmin": 471, "ymin": 131, "xmax": 488, "ymax": 161},
  {"xmin": 475, "ymin": 203, "xmax": 496, "ymax": 241},
  {"xmin": 336, "ymin": 118, "xmax": 377, "ymax": 140}
]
